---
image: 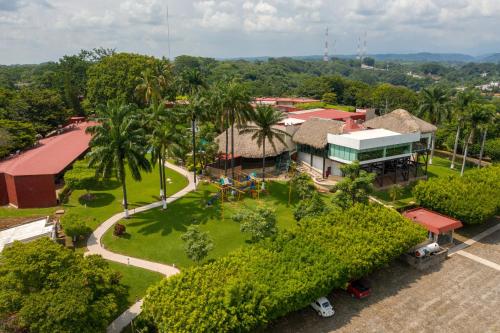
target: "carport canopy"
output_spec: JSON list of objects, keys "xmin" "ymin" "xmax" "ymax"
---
[{"xmin": 403, "ymin": 207, "xmax": 463, "ymax": 234}]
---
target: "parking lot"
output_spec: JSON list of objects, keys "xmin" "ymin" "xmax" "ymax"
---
[{"xmin": 267, "ymin": 229, "xmax": 500, "ymax": 333}]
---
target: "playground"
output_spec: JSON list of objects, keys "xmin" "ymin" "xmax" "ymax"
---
[{"xmin": 102, "ymin": 178, "xmax": 307, "ymax": 268}]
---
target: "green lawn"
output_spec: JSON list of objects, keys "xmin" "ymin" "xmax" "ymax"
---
[
  {"xmin": 63, "ymin": 165, "xmax": 189, "ymax": 230},
  {"xmin": 102, "ymin": 181, "xmax": 307, "ymax": 268},
  {"xmin": 107, "ymin": 261, "xmax": 164, "ymax": 314},
  {"xmin": 0, "ymin": 165, "xmax": 188, "ymax": 231}
]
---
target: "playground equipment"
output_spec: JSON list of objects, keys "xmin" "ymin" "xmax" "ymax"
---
[{"xmin": 206, "ymin": 172, "xmax": 268, "ymax": 208}]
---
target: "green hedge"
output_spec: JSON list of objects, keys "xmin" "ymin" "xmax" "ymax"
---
[
  {"xmin": 414, "ymin": 165, "xmax": 500, "ymax": 224},
  {"xmin": 142, "ymin": 205, "xmax": 425, "ymax": 332}
]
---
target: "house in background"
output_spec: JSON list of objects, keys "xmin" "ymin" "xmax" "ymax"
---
[{"xmin": 0, "ymin": 122, "xmax": 93, "ymax": 208}]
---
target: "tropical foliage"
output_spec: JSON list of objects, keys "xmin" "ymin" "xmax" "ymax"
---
[
  {"xmin": 142, "ymin": 204, "xmax": 426, "ymax": 333},
  {"xmin": 0, "ymin": 238, "xmax": 127, "ymax": 333},
  {"xmin": 332, "ymin": 161, "xmax": 376, "ymax": 209},
  {"xmin": 413, "ymin": 165, "xmax": 500, "ymax": 224},
  {"xmin": 181, "ymin": 226, "xmax": 214, "ymax": 264}
]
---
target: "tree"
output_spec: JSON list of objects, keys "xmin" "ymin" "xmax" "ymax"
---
[
  {"xmin": 240, "ymin": 105, "xmax": 289, "ymax": 181},
  {"xmin": 321, "ymin": 92, "xmax": 337, "ymax": 104},
  {"xmin": 389, "ymin": 185, "xmax": 403, "ymax": 202},
  {"xmin": 0, "ymin": 238, "xmax": 126, "ymax": 333},
  {"xmin": 362, "ymin": 57, "xmax": 375, "ymax": 67},
  {"xmin": 239, "ymin": 207, "xmax": 278, "ymax": 242},
  {"xmin": 461, "ymin": 103, "xmax": 496, "ymax": 175},
  {"xmin": 86, "ymin": 53, "xmax": 162, "ymax": 107},
  {"xmin": 332, "ymin": 161, "xmax": 376, "ymax": 209},
  {"xmin": 450, "ymin": 90, "xmax": 480, "ymax": 169},
  {"xmin": 477, "ymin": 104, "xmax": 497, "ymax": 168},
  {"xmin": 86, "ymin": 101, "xmax": 151, "ymax": 218},
  {"xmin": 60, "ymin": 212, "xmax": 92, "ymax": 243},
  {"xmin": 181, "ymin": 226, "xmax": 214, "ymax": 264},
  {"xmin": 294, "ymin": 192, "xmax": 326, "ymax": 222},
  {"xmin": 418, "ymin": 86, "xmax": 450, "ymax": 164},
  {"xmin": 290, "ymin": 172, "xmax": 315, "ymax": 200},
  {"xmin": 0, "ymin": 119, "xmax": 36, "ymax": 158}
]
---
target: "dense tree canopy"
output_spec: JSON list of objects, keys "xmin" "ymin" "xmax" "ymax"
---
[
  {"xmin": 0, "ymin": 239, "xmax": 127, "ymax": 333},
  {"xmin": 142, "ymin": 204, "xmax": 426, "ymax": 333}
]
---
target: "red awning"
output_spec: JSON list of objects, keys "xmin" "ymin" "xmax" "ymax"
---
[{"xmin": 403, "ymin": 208, "xmax": 463, "ymax": 234}]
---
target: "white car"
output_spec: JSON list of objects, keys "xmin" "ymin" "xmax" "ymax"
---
[{"xmin": 310, "ymin": 296, "xmax": 335, "ymax": 317}]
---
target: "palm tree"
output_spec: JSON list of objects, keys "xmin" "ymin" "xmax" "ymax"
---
[
  {"xmin": 240, "ymin": 105, "xmax": 289, "ymax": 181},
  {"xmin": 226, "ymin": 80, "xmax": 253, "ymax": 180},
  {"xmin": 450, "ymin": 90, "xmax": 479, "ymax": 169},
  {"xmin": 86, "ymin": 101, "xmax": 152, "ymax": 218},
  {"xmin": 418, "ymin": 86, "xmax": 449, "ymax": 164},
  {"xmin": 143, "ymin": 103, "xmax": 173, "ymax": 209},
  {"xmin": 179, "ymin": 69, "xmax": 207, "ymax": 184},
  {"xmin": 477, "ymin": 104, "xmax": 497, "ymax": 168},
  {"xmin": 460, "ymin": 103, "xmax": 493, "ymax": 176},
  {"xmin": 135, "ymin": 69, "xmax": 159, "ymax": 106},
  {"xmin": 210, "ymin": 82, "xmax": 230, "ymax": 176}
]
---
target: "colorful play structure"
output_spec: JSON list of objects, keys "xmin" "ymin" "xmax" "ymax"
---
[{"xmin": 206, "ymin": 172, "xmax": 267, "ymax": 208}]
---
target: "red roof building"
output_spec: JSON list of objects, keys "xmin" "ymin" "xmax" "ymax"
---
[
  {"xmin": 403, "ymin": 207, "xmax": 463, "ymax": 245},
  {"xmin": 283, "ymin": 108, "xmax": 366, "ymax": 124},
  {"xmin": 0, "ymin": 122, "xmax": 94, "ymax": 208}
]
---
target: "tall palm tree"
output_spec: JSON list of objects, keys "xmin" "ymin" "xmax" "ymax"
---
[
  {"xmin": 240, "ymin": 105, "xmax": 289, "ymax": 181},
  {"xmin": 143, "ymin": 103, "xmax": 172, "ymax": 209},
  {"xmin": 179, "ymin": 68, "xmax": 207, "ymax": 184},
  {"xmin": 135, "ymin": 69, "xmax": 159, "ymax": 106},
  {"xmin": 450, "ymin": 90, "xmax": 479, "ymax": 169},
  {"xmin": 226, "ymin": 80, "xmax": 253, "ymax": 180},
  {"xmin": 210, "ymin": 82, "xmax": 230, "ymax": 176},
  {"xmin": 418, "ymin": 86, "xmax": 450, "ymax": 164},
  {"xmin": 460, "ymin": 103, "xmax": 493, "ymax": 176},
  {"xmin": 86, "ymin": 101, "xmax": 152, "ymax": 218},
  {"xmin": 477, "ymin": 104, "xmax": 497, "ymax": 168}
]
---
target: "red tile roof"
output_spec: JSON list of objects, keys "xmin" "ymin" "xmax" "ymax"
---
[
  {"xmin": 0, "ymin": 122, "xmax": 94, "ymax": 176},
  {"xmin": 403, "ymin": 207, "xmax": 463, "ymax": 234},
  {"xmin": 255, "ymin": 97, "xmax": 319, "ymax": 103},
  {"xmin": 287, "ymin": 109, "xmax": 365, "ymax": 122}
]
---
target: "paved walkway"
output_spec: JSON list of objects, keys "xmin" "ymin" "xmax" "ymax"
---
[{"xmin": 85, "ymin": 162, "xmax": 197, "ymax": 333}]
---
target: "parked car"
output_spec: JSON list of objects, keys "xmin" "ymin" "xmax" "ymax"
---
[
  {"xmin": 347, "ymin": 280, "xmax": 371, "ymax": 299},
  {"xmin": 310, "ymin": 297, "xmax": 335, "ymax": 317}
]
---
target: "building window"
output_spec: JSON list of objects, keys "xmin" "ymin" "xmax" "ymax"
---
[
  {"xmin": 358, "ymin": 148, "xmax": 384, "ymax": 161},
  {"xmin": 298, "ymin": 144, "xmax": 324, "ymax": 156},
  {"xmin": 329, "ymin": 144, "xmax": 358, "ymax": 161},
  {"xmin": 386, "ymin": 144, "xmax": 411, "ymax": 157}
]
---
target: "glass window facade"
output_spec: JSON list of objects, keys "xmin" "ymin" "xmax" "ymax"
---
[
  {"xmin": 329, "ymin": 143, "xmax": 412, "ymax": 162},
  {"xmin": 329, "ymin": 144, "xmax": 358, "ymax": 161},
  {"xmin": 297, "ymin": 144, "xmax": 325, "ymax": 157}
]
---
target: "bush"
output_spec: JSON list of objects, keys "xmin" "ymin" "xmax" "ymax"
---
[
  {"xmin": 181, "ymin": 226, "xmax": 214, "ymax": 264},
  {"xmin": 60, "ymin": 212, "xmax": 92, "ymax": 241},
  {"xmin": 485, "ymin": 138, "xmax": 500, "ymax": 161},
  {"xmin": 294, "ymin": 192, "xmax": 327, "ymax": 221},
  {"xmin": 64, "ymin": 160, "xmax": 96, "ymax": 190},
  {"xmin": 113, "ymin": 223, "xmax": 126, "ymax": 236},
  {"xmin": 413, "ymin": 165, "xmax": 500, "ymax": 224},
  {"xmin": 239, "ymin": 207, "xmax": 278, "ymax": 242},
  {"xmin": 142, "ymin": 205, "xmax": 426, "ymax": 332}
]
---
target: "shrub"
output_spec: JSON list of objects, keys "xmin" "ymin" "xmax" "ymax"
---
[
  {"xmin": 294, "ymin": 192, "xmax": 327, "ymax": 221},
  {"xmin": 181, "ymin": 226, "xmax": 214, "ymax": 264},
  {"xmin": 113, "ymin": 223, "xmax": 126, "ymax": 236},
  {"xmin": 239, "ymin": 207, "xmax": 278, "ymax": 242},
  {"xmin": 142, "ymin": 205, "xmax": 426, "ymax": 332},
  {"xmin": 413, "ymin": 165, "xmax": 500, "ymax": 224},
  {"xmin": 290, "ymin": 172, "xmax": 315, "ymax": 200},
  {"xmin": 485, "ymin": 138, "xmax": 500, "ymax": 161},
  {"xmin": 64, "ymin": 160, "xmax": 96, "ymax": 191}
]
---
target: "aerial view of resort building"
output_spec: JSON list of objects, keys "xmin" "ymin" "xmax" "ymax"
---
[{"xmin": 0, "ymin": 1, "xmax": 499, "ymax": 333}]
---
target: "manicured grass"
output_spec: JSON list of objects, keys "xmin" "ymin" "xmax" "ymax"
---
[
  {"xmin": 107, "ymin": 261, "xmax": 163, "ymax": 314},
  {"xmin": 0, "ymin": 206, "xmax": 58, "ymax": 221},
  {"xmin": 427, "ymin": 155, "xmax": 473, "ymax": 179},
  {"xmin": 63, "ymin": 165, "xmax": 189, "ymax": 230},
  {"xmin": 102, "ymin": 181, "xmax": 310, "ymax": 268}
]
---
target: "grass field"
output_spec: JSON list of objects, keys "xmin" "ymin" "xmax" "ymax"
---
[
  {"xmin": 0, "ymin": 164, "xmax": 189, "ymax": 231},
  {"xmin": 107, "ymin": 261, "xmax": 164, "ymax": 314},
  {"xmin": 102, "ymin": 181, "xmax": 311, "ymax": 268}
]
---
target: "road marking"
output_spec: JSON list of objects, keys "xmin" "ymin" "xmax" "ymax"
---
[
  {"xmin": 449, "ymin": 223, "xmax": 500, "ymax": 255},
  {"xmin": 454, "ymin": 251, "xmax": 500, "ymax": 271}
]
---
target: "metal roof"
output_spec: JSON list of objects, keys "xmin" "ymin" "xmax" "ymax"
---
[{"xmin": 403, "ymin": 207, "xmax": 463, "ymax": 234}]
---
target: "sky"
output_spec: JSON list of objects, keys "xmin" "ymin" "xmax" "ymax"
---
[{"xmin": 1, "ymin": 0, "xmax": 500, "ymax": 64}]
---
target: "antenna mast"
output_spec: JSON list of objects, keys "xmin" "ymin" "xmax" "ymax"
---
[
  {"xmin": 166, "ymin": 2, "xmax": 171, "ymax": 60},
  {"xmin": 323, "ymin": 27, "xmax": 329, "ymax": 62}
]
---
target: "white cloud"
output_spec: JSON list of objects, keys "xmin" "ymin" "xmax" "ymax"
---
[{"xmin": 0, "ymin": 0, "xmax": 499, "ymax": 64}]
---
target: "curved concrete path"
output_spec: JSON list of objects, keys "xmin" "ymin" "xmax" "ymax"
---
[{"xmin": 85, "ymin": 162, "xmax": 196, "ymax": 333}]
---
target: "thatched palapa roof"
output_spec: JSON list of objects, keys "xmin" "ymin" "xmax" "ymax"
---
[
  {"xmin": 216, "ymin": 126, "xmax": 288, "ymax": 159},
  {"xmin": 364, "ymin": 109, "xmax": 437, "ymax": 134},
  {"xmin": 292, "ymin": 118, "xmax": 344, "ymax": 149}
]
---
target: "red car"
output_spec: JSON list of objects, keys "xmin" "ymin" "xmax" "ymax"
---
[{"xmin": 347, "ymin": 280, "xmax": 371, "ymax": 299}]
